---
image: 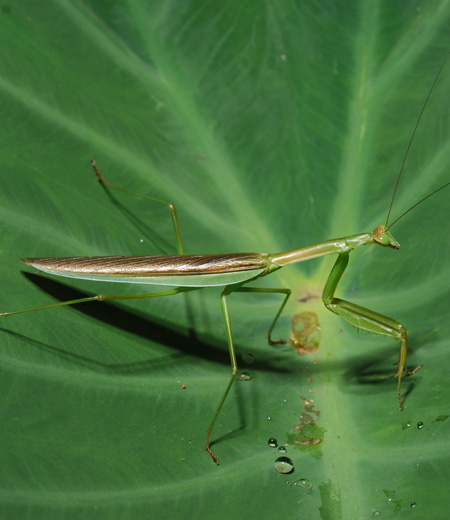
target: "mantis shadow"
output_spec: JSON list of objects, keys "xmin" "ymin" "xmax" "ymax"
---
[
  {"xmin": 4, "ymin": 272, "xmax": 428, "ymax": 448},
  {"xmin": 340, "ymin": 336, "xmax": 428, "ymax": 407},
  {"xmin": 1, "ymin": 271, "xmax": 301, "ymax": 451},
  {"xmin": 13, "ymin": 273, "xmax": 301, "ymax": 374}
]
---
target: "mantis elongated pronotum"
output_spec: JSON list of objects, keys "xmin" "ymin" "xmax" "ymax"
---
[{"xmin": 2, "ymin": 58, "xmax": 450, "ymax": 465}]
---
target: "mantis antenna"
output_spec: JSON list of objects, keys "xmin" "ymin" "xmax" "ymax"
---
[
  {"xmin": 385, "ymin": 52, "xmax": 450, "ymax": 229},
  {"xmin": 387, "ymin": 180, "xmax": 450, "ymax": 229}
]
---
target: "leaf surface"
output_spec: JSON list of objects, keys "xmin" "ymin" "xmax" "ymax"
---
[{"xmin": 1, "ymin": 2, "xmax": 450, "ymax": 519}]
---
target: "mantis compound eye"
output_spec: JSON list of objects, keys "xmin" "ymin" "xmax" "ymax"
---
[
  {"xmin": 372, "ymin": 226, "xmax": 400, "ymax": 249},
  {"xmin": 377, "ymin": 233, "xmax": 391, "ymax": 245}
]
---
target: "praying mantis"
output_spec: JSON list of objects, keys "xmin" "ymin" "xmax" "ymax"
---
[{"xmin": 2, "ymin": 58, "xmax": 450, "ymax": 466}]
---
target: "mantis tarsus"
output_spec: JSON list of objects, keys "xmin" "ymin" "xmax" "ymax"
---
[{"xmin": 2, "ymin": 58, "xmax": 450, "ymax": 466}]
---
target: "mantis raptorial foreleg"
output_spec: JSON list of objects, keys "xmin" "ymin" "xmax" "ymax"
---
[{"xmin": 322, "ymin": 252, "xmax": 423, "ymax": 409}]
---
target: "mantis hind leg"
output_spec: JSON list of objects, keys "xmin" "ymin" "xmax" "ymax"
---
[
  {"xmin": 1, "ymin": 287, "xmax": 199, "ymax": 317},
  {"xmin": 90, "ymin": 159, "xmax": 184, "ymax": 254},
  {"xmin": 206, "ymin": 285, "xmax": 291, "ymax": 464},
  {"xmin": 322, "ymin": 252, "xmax": 422, "ymax": 410},
  {"xmin": 206, "ymin": 286, "xmax": 238, "ymax": 465}
]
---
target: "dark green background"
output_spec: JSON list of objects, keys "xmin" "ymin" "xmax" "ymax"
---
[{"xmin": 0, "ymin": 2, "xmax": 449, "ymax": 519}]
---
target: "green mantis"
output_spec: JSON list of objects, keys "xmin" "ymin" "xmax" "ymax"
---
[{"xmin": 2, "ymin": 58, "xmax": 450, "ymax": 466}]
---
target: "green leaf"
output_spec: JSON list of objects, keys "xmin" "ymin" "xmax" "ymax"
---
[{"xmin": 1, "ymin": 2, "xmax": 450, "ymax": 519}]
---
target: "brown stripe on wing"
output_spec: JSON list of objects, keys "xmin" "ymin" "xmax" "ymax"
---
[{"xmin": 21, "ymin": 253, "xmax": 269, "ymax": 276}]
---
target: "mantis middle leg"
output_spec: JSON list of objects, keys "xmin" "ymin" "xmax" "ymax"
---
[{"xmin": 322, "ymin": 252, "xmax": 422, "ymax": 410}]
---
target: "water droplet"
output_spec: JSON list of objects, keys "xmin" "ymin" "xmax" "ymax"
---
[
  {"xmin": 401, "ymin": 421, "xmax": 411, "ymax": 430},
  {"xmin": 372, "ymin": 512, "xmax": 382, "ymax": 518},
  {"xmin": 268, "ymin": 438, "xmax": 278, "ymax": 448},
  {"xmin": 417, "ymin": 422, "xmax": 424, "ymax": 429},
  {"xmin": 238, "ymin": 371, "xmax": 252, "ymax": 381},
  {"xmin": 140, "ymin": 239, "xmax": 144, "ymax": 243},
  {"xmin": 411, "ymin": 502, "xmax": 417, "ymax": 508},
  {"xmin": 278, "ymin": 446, "xmax": 287, "ymax": 454},
  {"xmin": 242, "ymin": 353, "xmax": 255, "ymax": 364},
  {"xmin": 267, "ymin": 415, "xmax": 271, "ymax": 420},
  {"xmin": 274, "ymin": 456, "xmax": 294, "ymax": 474},
  {"xmin": 292, "ymin": 478, "xmax": 312, "ymax": 492}
]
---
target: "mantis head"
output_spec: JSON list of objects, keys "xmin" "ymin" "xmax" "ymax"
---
[{"xmin": 372, "ymin": 226, "xmax": 400, "ymax": 249}]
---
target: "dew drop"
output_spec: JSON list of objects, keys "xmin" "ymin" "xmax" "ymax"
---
[
  {"xmin": 401, "ymin": 421, "xmax": 411, "ymax": 430},
  {"xmin": 411, "ymin": 502, "xmax": 417, "ymax": 508},
  {"xmin": 417, "ymin": 422, "xmax": 424, "ymax": 429},
  {"xmin": 267, "ymin": 415, "xmax": 271, "ymax": 420},
  {"xmin": 278, "ymin": 446, "xmax": 287, "ymax": 454},
  {"xmin": 268, "ymin": 438, "xmax": 278, "ymax": 448},
  {"xmin": 292, "ymin": 478, "xmax": 312, "ymax": 492},
  {"xmin": 372, "ymin": 512, "xmax": 382, "ymax": 518},
  {"xmin": 242, "ymin": 353, "xmax": 255, "ymax": 364},
  {"xmin": 274, "ymin": 456, "xmax": 294, "ymax": 474},
  {"xmin": 238, "ymin": 371, "xmax": 252, "ymax": 381}
]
